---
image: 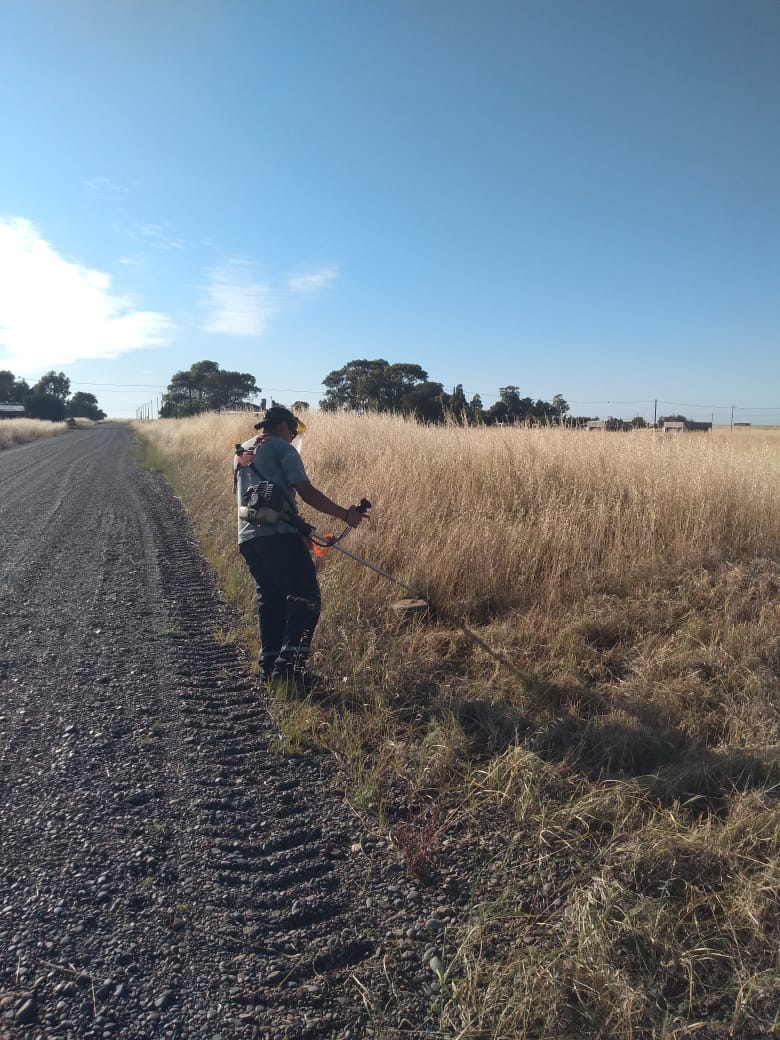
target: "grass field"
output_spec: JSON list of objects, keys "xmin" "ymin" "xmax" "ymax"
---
[
  {"xmin": 0, "ymin": 417, "xmax": 70, "ymax": 449},
  {"xmin": 135, "ymin": 413, "xmax": 780, "ymax": 1039}
]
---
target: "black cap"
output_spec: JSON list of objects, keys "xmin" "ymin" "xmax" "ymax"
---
[{"xmin": 254, "ymin": 406, "xmax": 299, "ymax": 431}]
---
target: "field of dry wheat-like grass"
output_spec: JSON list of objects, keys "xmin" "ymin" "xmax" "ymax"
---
[
  {"xmin": 0, "ymin": 417, "xmax": 70, "ymax": 449},
  {"xmin": 135, "ymin": 412, "xmax": 779, "ymax": 1040}
]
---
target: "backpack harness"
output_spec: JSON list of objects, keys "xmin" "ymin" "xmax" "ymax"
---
[{"xmin": 233, "ymin": 442, "xmax": 370, "ymax": 547}]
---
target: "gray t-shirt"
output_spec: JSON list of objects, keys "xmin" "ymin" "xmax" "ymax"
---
[{"xmin": 235, "ymin": 435, "xmax": 309, "ymax": 542}]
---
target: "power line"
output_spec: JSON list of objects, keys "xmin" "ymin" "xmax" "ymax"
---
[
  {"xmin": 72, "ymin": 387, "xmax": 166, "ymax": 394},
  {"xmin": 658, "ymin": 399, "xmax": 780, "ymax": 411},
  {"xmin": 566, "ymin": 399, "xmax": 653, "ymax": 406},
  {"xmin": 68, "ymin": 380, "xmax": 779, "ymax": 415},
  {"xmin": 72, "ymin": 381, "xmax": 326, "ymax": 396},
  {"xmin": 72, "ymin": 381, "xmax": 167, "ymax": 389}
]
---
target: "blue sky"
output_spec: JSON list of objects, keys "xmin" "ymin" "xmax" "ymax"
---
[{"xmin": 1, "ymin": 0, "xmax": 778, "ymax": 422}]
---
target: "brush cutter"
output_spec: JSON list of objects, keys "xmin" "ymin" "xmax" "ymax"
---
[
  {"xmin": 301, "ymin": 498, "xmax": 428, "ymax": 612},
  {"xmin": 302, "ymin": 500, "xmax": 538, "ymax": 687}
]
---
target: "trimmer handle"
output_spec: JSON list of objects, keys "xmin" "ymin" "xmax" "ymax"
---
[{"xmin": 354, "ymin": 498, "xmax": 372, "ymax": 515}]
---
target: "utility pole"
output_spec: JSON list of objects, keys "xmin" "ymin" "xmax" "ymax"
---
[
  {"xmin": 730, "ymin": 405, "xmax": 734, "ymax": 431},
  {"xmin": 653, "ymin": 399, "xmax": 657, "ymax": 428}
]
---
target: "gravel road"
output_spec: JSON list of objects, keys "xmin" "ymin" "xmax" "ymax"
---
[{"xmin": 0, "ymin": 424, "xmax": 467, "ymax": 1040}]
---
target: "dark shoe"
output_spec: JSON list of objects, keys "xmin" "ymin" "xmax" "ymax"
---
[{"xmin": 268, "ymin": 667, "xmax": 325, "ymax": 696}]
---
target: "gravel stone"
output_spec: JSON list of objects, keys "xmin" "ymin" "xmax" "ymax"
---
[{"xmin": 0, "ymin": 426, "xmax": 475, "ymax": 1039}]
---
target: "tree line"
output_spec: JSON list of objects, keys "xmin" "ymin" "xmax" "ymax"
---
[
  {"xmin": 157, "ymin": 353, "xmax": 690, "ymax": 426},
  {"xmin": 318, "ymin": 361, "xmax": 686, "ymax": 426},
  {"xmin": 0, "ymin": 370, "xmax": 106, "ymax": 421},
  {"xmin": 5, "ymin": 356, "xmax": 683, "ymax": 428},
  {"xmin": 158, "ymin": 358, "xmax": 654, "ymax": 426},
  {"xmin": 319, "ymin": 359, "xmax": 579, "ymax": 424},
  {"xmin": 158, "ymin": 357, "xmax": 581, "ymax": 425}
]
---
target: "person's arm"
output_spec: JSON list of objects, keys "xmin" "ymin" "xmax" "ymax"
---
[{"xmin": 294, "ymin": 481, "xmax": 364, "ymax": 528}]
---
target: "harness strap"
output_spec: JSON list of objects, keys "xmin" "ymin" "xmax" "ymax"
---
[{"xmin": 247, "ymin": 457, "xmax": 299, "ymax": 522}]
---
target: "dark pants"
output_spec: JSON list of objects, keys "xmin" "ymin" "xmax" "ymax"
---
[{"xmin": 239, "ymin": 534, "xmax": 321, "ymax": 677}]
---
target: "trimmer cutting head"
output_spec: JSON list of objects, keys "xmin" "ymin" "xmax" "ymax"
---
[{"xmin": 390, "ymin": 597, "xmax": 430, "ymax": 617}]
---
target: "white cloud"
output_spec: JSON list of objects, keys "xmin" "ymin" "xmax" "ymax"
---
[
  {"xmin": 84, "ymin": 176, "xmax": 127, "ymax": 194},
  {"xmin": 287, "ymin": 265, "xmax": 339, "ymax": 294},
  {"xmin": 199, "ymin": 260, "xmax": 340, "ymax": 339},
  {"xmin": 0, "ymin": 217, "xmax": 176, "ymax": 372},
  {"xmin": 202, "ymin": 260, "xmax": 277, "ymax": 337},
  {"xmin": 130, "ymin": 223, "xmax": 184, "ymax": 251}
]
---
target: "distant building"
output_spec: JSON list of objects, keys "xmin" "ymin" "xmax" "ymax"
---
[
  {"xmin": 586, "ymin": 418, "xmax": 632, "ymax": 431},
  {"xmin": 0, "ymin": 402, "xmax": 25, "ymax": 419},
  {"xmin": 734, "ymin": 422, "xmax": 751, "ymax": 428},
  {"xmin": 662, "ymin": 420, "xmax": 712, "ymax": 433}
]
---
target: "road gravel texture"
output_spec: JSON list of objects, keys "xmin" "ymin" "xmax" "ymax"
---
[{"xmin": 0, "ymin": 425, "xmax": 468, "ymax": 1040}]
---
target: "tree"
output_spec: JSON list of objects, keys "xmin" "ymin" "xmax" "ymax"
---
[
  {"xmin": 160, "ymin": 361, "xmax": 259, "ymax": 417},
  {"xmin": 552, "ymin": 394, "xmax": 569, "ymax": 422},
  {"xmin": 321, "ymin": 359, "xmax": 387, "ymax": 411},
  {"xmin": 291, "ymin": 401, "xmax": 310, "ymax": 413},
  {"xmin": 0, "ymin": 370, "xmax": 15, "ymax": 400},
  {"xmin": 0, "ymin": 370, "xmax": 29, "ymax": 403},
  {"xmin": 448, "ymin": 384, "xmax": 469, "ymax": 423},
  {"xmin": 190, "ymin": 360, "xmax": 220, "ymax": 386},
  {"xmin": 25, "ymin": 392, "xmax": 66, "ymax": 421},
  {"xmin": 381, "ymin": 363, "xmax": 429, "ymax": 411},
  {"xmin": 321, "ymin": 359, "xmax": 428, "ymax": 413},
  {"xmin": 400, "ymin": 381, "xmax": 447, "ymax": 423},
  {"xmin": 66, "ymin": 392, "xmax": 106, "ymax": 421},
  {"xmin": 205, "ymin": 368, "xmax": 257, "ymax": 411},
  {"xmin": 160, "ymin": 368, "xmax": 198, "ymax": 416},
  {"xmin": 534, "ymin": 399, "xmax": 558, "ymax": 423},
  {"xmin": 32, "ymin": 370, "xmax": 70, "ymax": 401},
  {"xmin": 24, "ymin": 370, "xmax": 71, "ymax": 421},
  {"xmin": 1, "ymin": 368, "xmax": 107, "ymax": 419},
  {"xmin": 484, "ymin": 388, "xmax": 570, "ymax": 425},
  {"xmin": 487, "ymin": 387, "xmax": 535, "ymax": 424},
  {"xmin": 468, "ymin": 394, "xmax": 484, "ymax": 423}
]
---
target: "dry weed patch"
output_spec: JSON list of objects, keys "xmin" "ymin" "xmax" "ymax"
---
[
  {"xmin": 134, "ymin": 413, "xmax": 780, "ymax": 1038},
  {"xmin": 0, "ymin": 417, "xmax": 70, "ymax": 448}
]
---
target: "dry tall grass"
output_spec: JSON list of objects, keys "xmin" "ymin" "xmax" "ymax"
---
[
  {"xmin": 135, "ymin": 412, "xmax": 780, "ymax": 615},
  {"xmin": 134, "ymin": 412, "xmax": 780, "ymax": 1039},
  {"xmin": 0, "ymin": 417, "xmax": 69, "ymax": 449}
]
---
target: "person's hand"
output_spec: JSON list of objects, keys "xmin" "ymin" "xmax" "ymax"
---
[{"xmin": 345, "ymin": 505, "xmax": 365, "ymax": 528}]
